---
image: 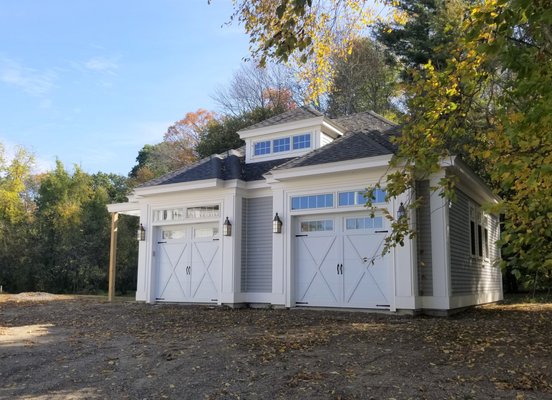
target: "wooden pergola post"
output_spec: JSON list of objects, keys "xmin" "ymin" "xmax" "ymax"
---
[{"xmin": 108, "ymin": 212, "xmax": 119, "ymax": 302}]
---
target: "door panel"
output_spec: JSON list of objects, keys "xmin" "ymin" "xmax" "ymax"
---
[
  {"xmin": 190, "ymin": 241, "xmax": 220, "ymax": 301},
  {"xmin": 156, "ymin": 223, "xmax": 220, "ymax": 303},
  {"xmin": 157, "ymin": 242, "xmax": 190, "ymax": 301},
  {"xmin": 343, "ymin": 233, "xmax": 389, "ymax": 307},
  {"xmin": 294, "ymin": 213, "xmax": 391, "ymax": 309},
  {"xmin": 295, "ymin": 235, "xmax": 341, "ymax": 307}
]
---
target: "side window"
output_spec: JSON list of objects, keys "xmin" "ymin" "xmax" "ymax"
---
[{"xmin": 469, "ymin": 204, "xmax": 476, "ymax": 256}]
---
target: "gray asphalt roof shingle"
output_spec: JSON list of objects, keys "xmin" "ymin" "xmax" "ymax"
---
[
  {"xmin": 239, "ymin": 106, "xmax": 323, "ymax": 132},
  {"xmin": 139, "ymin": 148, "xmax": 293, "ymax": 187},
  {"xmin": 139, "ymin": 110, "xmax": 399, "ymax": 187}
]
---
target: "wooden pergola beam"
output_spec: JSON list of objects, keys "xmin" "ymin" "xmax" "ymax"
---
[{"xmin": 108, "ymin": 212, "xmax": 119, "ymax": 302}]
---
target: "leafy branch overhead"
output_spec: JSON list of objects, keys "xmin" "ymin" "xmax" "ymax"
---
[{"xmin": 231, "ymin": 0, "xmax": 552, "ymax": 276}]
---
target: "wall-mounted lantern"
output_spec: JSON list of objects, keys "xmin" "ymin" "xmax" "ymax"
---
[
  {"xmin": 397, "ymin": 202, "xmax": 406, "ymax": 220},
  {"xmin": 273, "ymin": 213, "xmax": 282, "ymax": 234},
  {"xmin": 137, "ymin": 224, "xmax": 146, "ymax": 241},
  {"xmin": 223, "ymin": 217, "xmax": 232, "ymax": 236}
]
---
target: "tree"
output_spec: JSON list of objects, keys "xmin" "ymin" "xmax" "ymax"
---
[
  {"xmin": 327, "ymin": 37, "xmax": 400, "ymax": 118},
  {"xmin": 229, "ymin": 0, "xmax": 552, "ymax": 278},
  {"xmin": 231, "ymin": 0, "xmax": 381, "ymax": 101},
  {"xmin": 0, "ymin": 144, "xmax": 37, "ymax": 292},
  {"xmin": 212, "ymin": 63, "xmax": 298, "ymax": 116},
  {"xmin": 196, "ymin": 107, "xmax": 285, "ymax": 158},
  {"xmin": 375, "ymin": 0, "xmax": 469, "ymax": 72},
  {"xmin": 383, "ymin": 0, "xmax": 552, "ymax": 277}
]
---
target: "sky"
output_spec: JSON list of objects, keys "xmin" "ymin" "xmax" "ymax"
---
[{"xmin": 0, "ymin": 0, "xmax": 251, "ymax": 175}]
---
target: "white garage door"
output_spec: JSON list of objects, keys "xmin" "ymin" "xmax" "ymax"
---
[
  {"xmin": 156, "ymin": 223, "xmax": 221, "ymax": 303},
  {"xmin": 295, "ymin": 213, "xmax": 391, "ymax": 309}
]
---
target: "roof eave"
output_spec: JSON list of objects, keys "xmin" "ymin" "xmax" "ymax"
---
[{"xmin": 268, "ymin": 154, "xmax": 393, "ymax": 182}]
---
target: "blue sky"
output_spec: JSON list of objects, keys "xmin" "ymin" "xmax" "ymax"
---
[{"xmin": 0, "ymin": 0, "xmax": 251, "ymax": 175}]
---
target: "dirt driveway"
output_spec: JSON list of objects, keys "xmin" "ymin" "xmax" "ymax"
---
[{"xmin": 1, "ymin": 295, "xmax": 551, "ymax": 400}]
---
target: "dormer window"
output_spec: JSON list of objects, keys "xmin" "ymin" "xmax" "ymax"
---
[
  {"xmin": 254, "ymin": 141, "xmax": 271, "ymax": 156},
  {"xmin": 273, "ymin": 137, "xmax": 290, "ymax": 152}
]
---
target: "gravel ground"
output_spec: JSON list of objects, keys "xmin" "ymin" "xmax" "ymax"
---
[{"xmin": 0, "ymin": 295, "xmax": 551, "ymax": 400}]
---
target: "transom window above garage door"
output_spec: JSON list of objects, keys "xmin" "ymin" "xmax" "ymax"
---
[
  {"xmin": 300, "ymin": 219, "xmax": 334, "ymax": 232},
  {"xmin": 338, "ymin": 189, "xmax": 386, "ymax": 207},
  {"xmin": 346, "ymin": 216, "xmax": 384, "ymax": 230},
  {"xmin": 291, "ymin": 194, "xmax": 334, "ymax": 210}
]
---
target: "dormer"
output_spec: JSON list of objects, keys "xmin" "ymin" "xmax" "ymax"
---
[{"xmin": 238, "ymin": 107, "xmax": 345, "ymax": 164}]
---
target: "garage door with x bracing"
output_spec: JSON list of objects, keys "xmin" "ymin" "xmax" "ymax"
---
[
  {"xmin": 156, "ymin": 223, "xmax": 221, "ymax": 303},
  {"xmin": 295, "ymin": 214, "xmax": 391, "ymax": 309}
]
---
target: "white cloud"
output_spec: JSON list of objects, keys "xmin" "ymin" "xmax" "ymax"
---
[
  {"xmin": 83, "ymin": 56, "xmax": 119, "ymax": 74},
  {"xmin": 0, "ymin": 57, "xmax": 56, "ymax": 97}
]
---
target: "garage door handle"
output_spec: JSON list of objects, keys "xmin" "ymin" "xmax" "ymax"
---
[
  {"xmin": 158, "ymin": 241, "xmax": 167, "ymax": 244},
  {"xmin": 375, "ymin": 230, "xmax": 388, "ymax": 233}
]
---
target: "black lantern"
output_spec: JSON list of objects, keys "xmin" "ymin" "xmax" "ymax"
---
[
  {"xmin": 137, "ymin": 224, "xmax": 146, "ymax": 241},
  {"xmin": 273, "ymin": 213, "xmax": 282, "ymax": 234},
  {"xmin": 223, "ymin": 217, "xmax": 232, "ymax": 236},
  {"xmin": 397, "ymin": 202, "xmax": 406, "ymax": 220}
]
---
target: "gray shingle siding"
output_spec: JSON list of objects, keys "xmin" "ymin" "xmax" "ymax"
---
[
  {"xmin": 449, "ymin": 189, "xmax": 502, "ymax": 295},
  {"xmin": 416, "ymin": 180, "xmax": 433, "ymax": 296},
  {"xmin": 241, "ymin": 197, "xmax": 273, "ymax": 293}
]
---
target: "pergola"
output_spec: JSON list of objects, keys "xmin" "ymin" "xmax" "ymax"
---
[{"xmin": 106, "ymin": 202, "xmax": 140, "ymax": 302}]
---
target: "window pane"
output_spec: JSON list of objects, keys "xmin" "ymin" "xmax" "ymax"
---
[
  {"xmin": 273, "ymin": 137, "xmax": 290, "ymax": 152},
  {"xmin": 301, "ymin": 220, "xmax": 333, "ymax": 232},
  {"xmin": 374, "ymin": 217, "xmax": 383, "ymax": 229},
  {"xmin": 375, "ymin": 189, "xmax": 387, "ymax": 203},
  {"xmin": 254, "ymin": 141, "xmax": 271, "ymax": 155},
  {"xmin": 291, "ymin": 194, "xmax": 334, "ymax": 210},
  {"xmin": 484, "ymin": 228, "xmax": 489, "ymax": 258},
  {"xmin": 293, "ymin": 134, "xmax": 311, "ymax": 149},
  {"xmin": 356, "ymin": 192, "xmax": 365, "ymax": 205},
  {"xmin": 338, "ymin": 192, "xmax": 349, "ymax": 206}
]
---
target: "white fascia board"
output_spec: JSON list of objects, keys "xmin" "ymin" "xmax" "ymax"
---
[
  {"xmin": 238, "ymin": 116, "xmax": 327, "ymax": 139},
  {"xmin": 266, "ymin": 154, "xmax": 393, "ymax": 182},
  {"xmin": 321, "ymin": 120, "xmax": 344, "ymax": 138},
  {"xmin": 443, "ymin": 156, "xmax": 501, "ymax": 204},
  {"xmin": 133, "ymin": 179, "xmax": 221, "ymax": 197},
  {"xmin": 106, "ymin": 202, "xmax": 140, "ymax": 216}
]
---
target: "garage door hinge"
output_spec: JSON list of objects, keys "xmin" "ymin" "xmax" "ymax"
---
[
  {"xmin": 295, "ymin": 234, "xmax": 308, "ymax": 237},
  {"xmin": 153, "ymin": 251, "xmax": 156, "ymax": 257}
]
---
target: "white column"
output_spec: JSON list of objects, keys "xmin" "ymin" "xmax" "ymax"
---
[
  {"xmin": 427, "ymin": 172, "xmax": 451, "ymax": 309},
  {"xmin": 271, "ymin": 187, "xmax": 286, "ymax": 306},
  {"xmin": 392, "ymin": 188, "xmax": 418, "ymax": 311},
  {"xmin": 220, "ymin": 191, "xmax": 239, "ymax": 304}
]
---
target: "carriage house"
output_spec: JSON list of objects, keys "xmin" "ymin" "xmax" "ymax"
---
[{"xmin": 108, "ymin": 107, "xmax": 503, "ymax": 314}]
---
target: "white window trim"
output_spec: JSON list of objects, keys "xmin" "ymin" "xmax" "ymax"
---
[
  {"xmin": 469, "ymin": 202, "xmax": 491, "ymax": 265},
  {"xmin": 251, "ymin": 132, "xmax": 313, "ymax": 160}
]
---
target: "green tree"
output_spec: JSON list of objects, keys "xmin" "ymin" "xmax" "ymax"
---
[
  {"xmin": 375, "ymin": 0, "xmax": 469, "ymax": 72},
  {"xmin": 327, "ymin": 37, "xmax": 400, "ymax": 118},
  {"xmin": 0, "ymin": 144, "xmax": 37, "ymax": 292},
  {"xmin": 196, "ymin": 106, "xmax": 288, "ymax": 158}
]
